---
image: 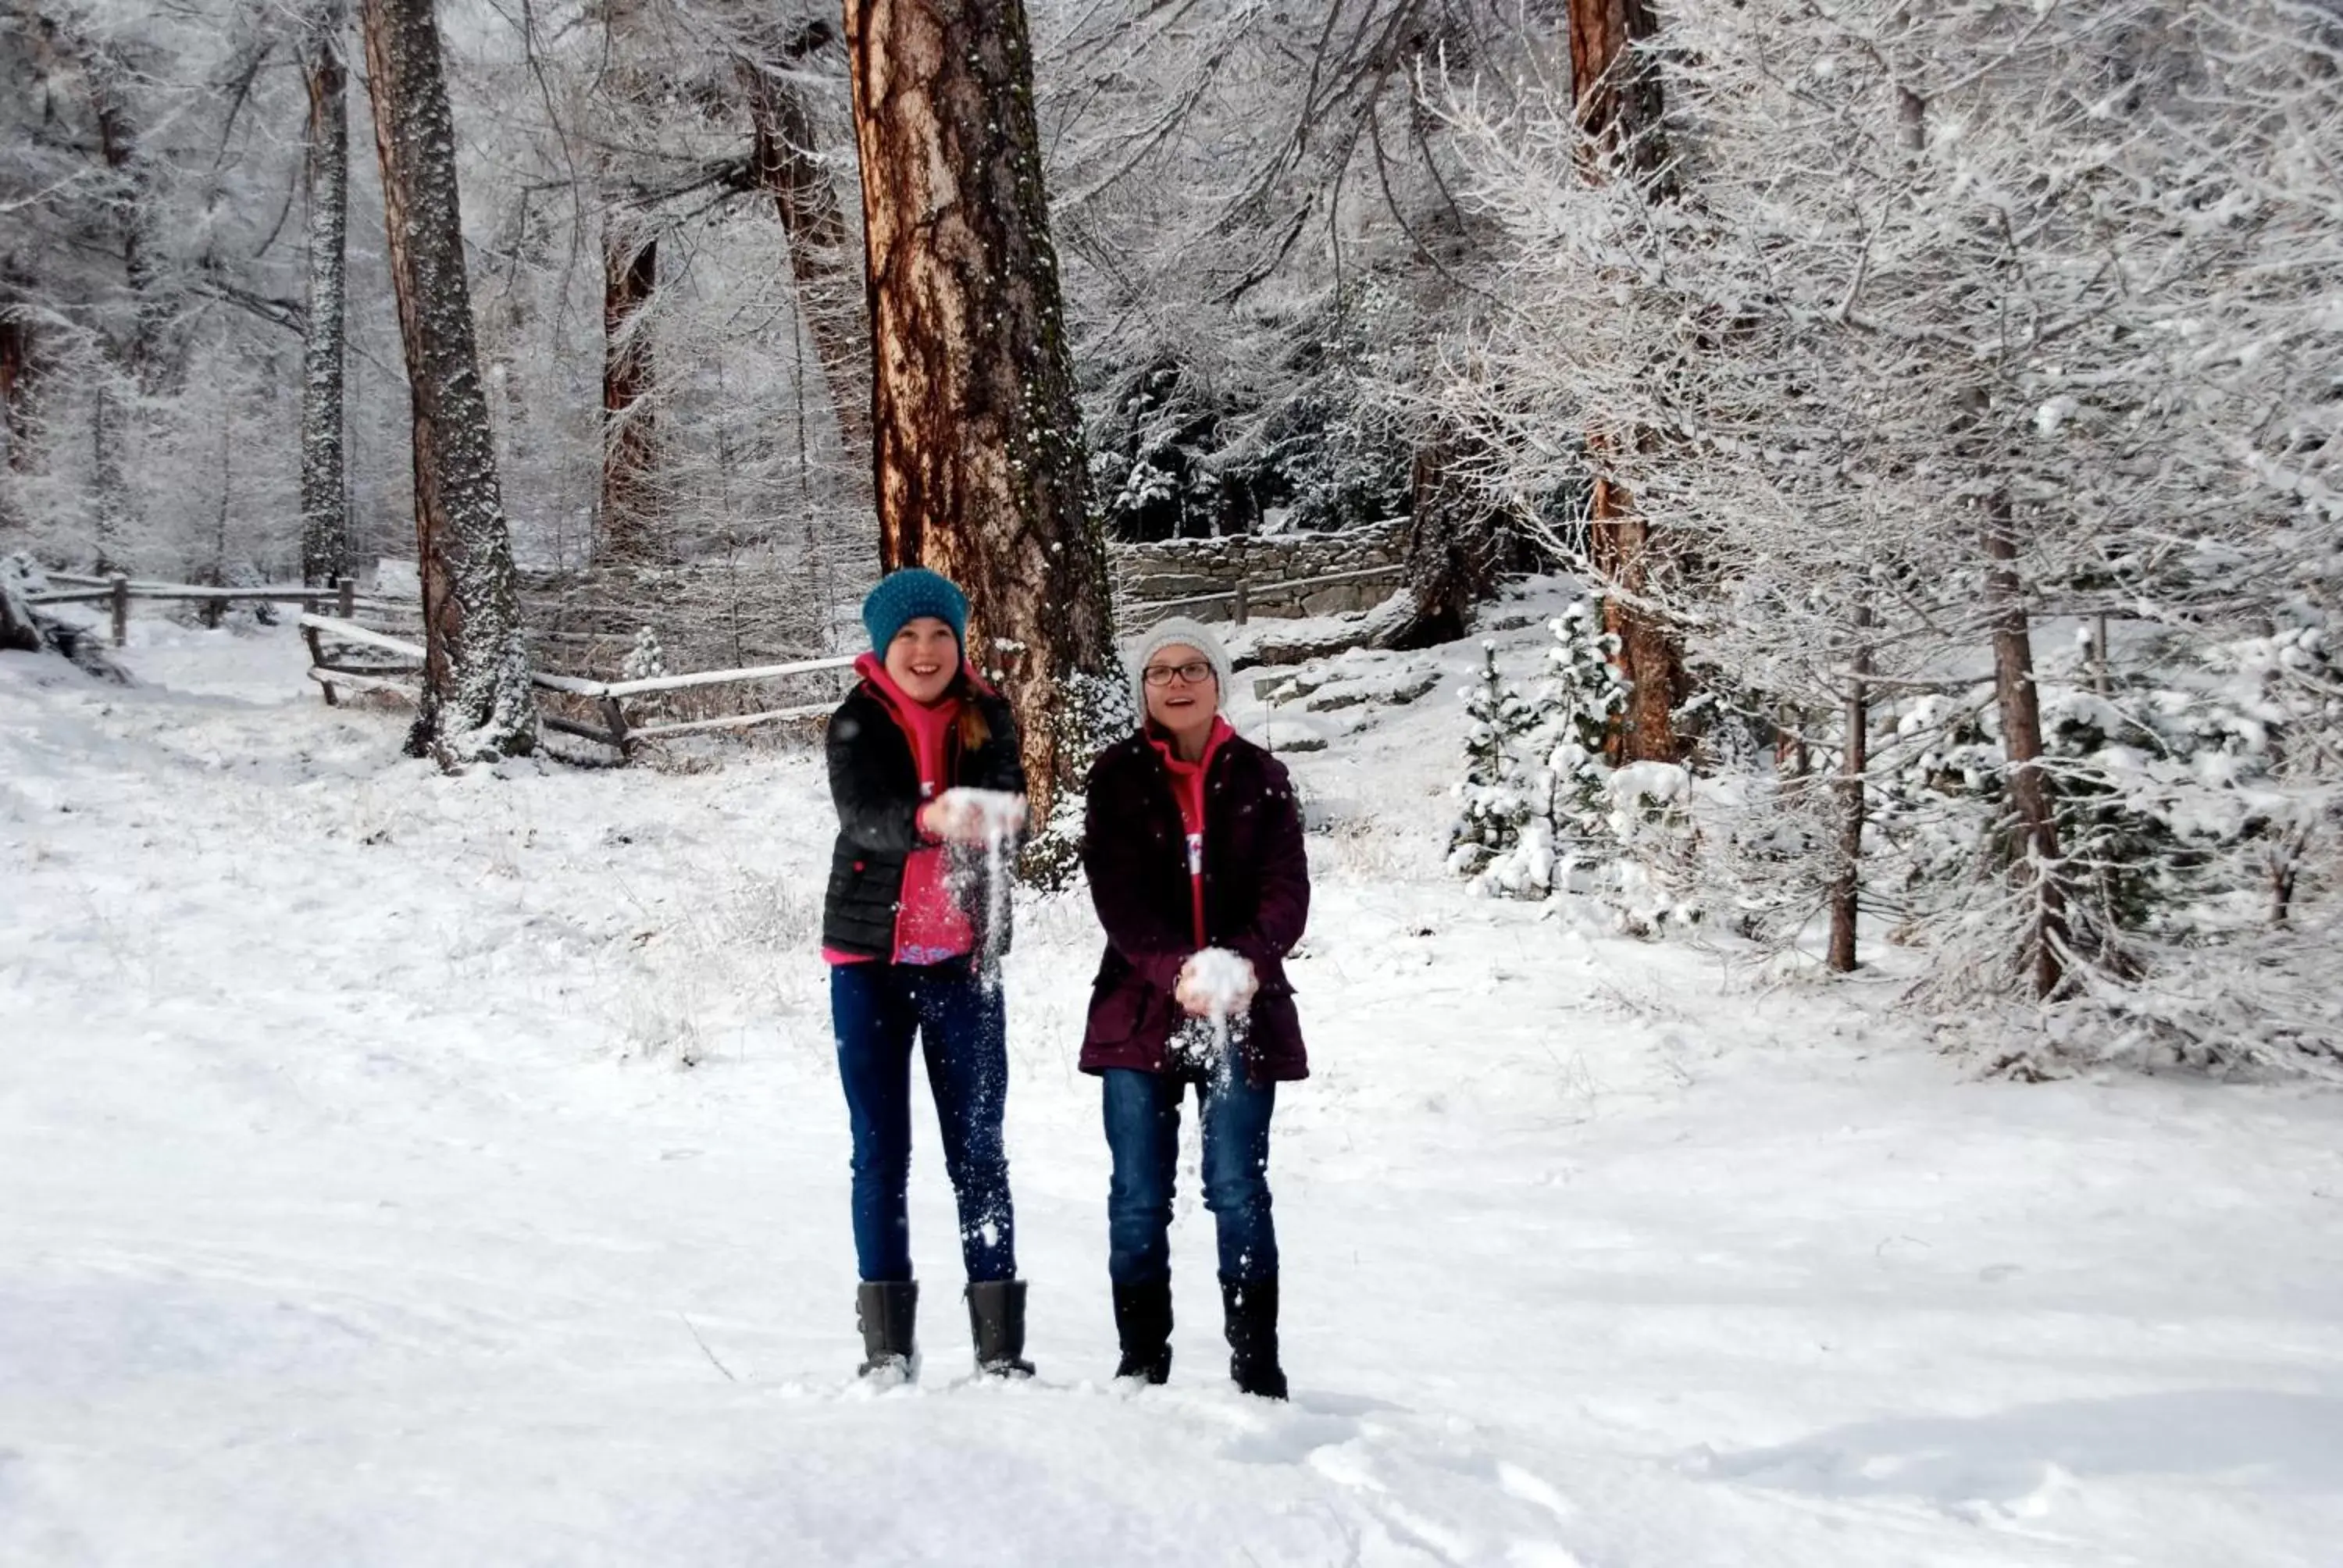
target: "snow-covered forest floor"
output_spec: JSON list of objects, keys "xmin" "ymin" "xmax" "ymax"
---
[{"xmin": 5, "ymin": 616, "xmax": 2342, "ymax": 1567}]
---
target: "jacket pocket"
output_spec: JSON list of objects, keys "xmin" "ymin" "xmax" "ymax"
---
[{"xmin": 1086, "ymin": 976, "xmax": 1150, "ymax": 1046}]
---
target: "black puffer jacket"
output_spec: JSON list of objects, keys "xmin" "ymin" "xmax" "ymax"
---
[{"xmin": 822, "ymin": 679, "xmax": 1025, "ymax": 960}]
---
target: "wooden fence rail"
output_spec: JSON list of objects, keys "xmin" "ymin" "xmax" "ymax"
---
[
  {"xmin": 27, "ymin": 574, "xmax": 362, "ymax": 647},
  {"xmin": 297, "ymin": 613, "xmax": 854, "ymax": 758}
]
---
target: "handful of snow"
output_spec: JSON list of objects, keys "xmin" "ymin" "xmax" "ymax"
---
[
  {"xmin": 1179, "ymin": 946, "xmax": 1257, "ymax": 1024},
  {"xmin": 929, "ymin": 787, "xmax": 1026, "ymax": 846}
]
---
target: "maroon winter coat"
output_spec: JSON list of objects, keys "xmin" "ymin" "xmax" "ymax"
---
[{"xmin": 1079, "ymin": 728, "xmax": 1311, "ymax": 1083}]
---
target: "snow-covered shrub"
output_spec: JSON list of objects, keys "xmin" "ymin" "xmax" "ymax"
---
[
  {"xmin": 1605, "ymin": 761, "xmax": 1703, "ymax": 935},
  {"xmin": 621, "ymin": 626, "xmax": 669, "ymax": 684}
]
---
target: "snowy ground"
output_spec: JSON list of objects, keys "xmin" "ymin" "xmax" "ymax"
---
[{"xmin": 5, "ymin": 612, "xmax": 2343, "ymax": 1566}]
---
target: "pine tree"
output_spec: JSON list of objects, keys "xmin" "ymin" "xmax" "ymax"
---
[
  {"xmin": 1449, "ymin": 640, "xmax": 1549, "ymax": 892},
  {"xmin": 1543, "ymin": 597, "xmax": 1628, "ymax": 861}
]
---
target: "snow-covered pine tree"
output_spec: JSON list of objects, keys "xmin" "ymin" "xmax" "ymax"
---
[
  {"xmin": 1543, "ymin": 597, "xmax": 1626, "ymax": 871},
  {"xmin": 1449, "ymin": 640, "xmax": 1551, "ymax": 896}
]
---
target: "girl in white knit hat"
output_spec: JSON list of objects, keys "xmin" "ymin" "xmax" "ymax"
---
[{"xmin": 1075, "ymin": 615, "xmax": 1312, "ymax": 1399}]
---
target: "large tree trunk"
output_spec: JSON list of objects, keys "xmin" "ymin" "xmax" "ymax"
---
[
  {"xmin": 846, "ymin": 0, "xmax": 1114, "ymax": 829},
  {"xmin": 1567, "ymin": 0, "xmax": 1676, "ymax": 192},
  {"xmin": 1570, "ymin": 0, "xmax": 1687, "ymax": 764},
  {"xmin": 360, "ymin": 0, "xmax": 534, "ymax": 758},
  {"xmin": 1984, "ymin": 494, "xmax": 2066, "ymax": 1000},
  {"xmin": 743, "ymin": 37, "xmax": 872, "ymax": 465},
  {"xmin": 1388, "ymin": 431, "xmax": 1501, "ymax": 648},
  {"xmin": 599, "ymin": 220, "xmax": 662, "ymax": 561},
  {"xmin": 298, "ymin": 0, "xmax": 351, "ymax": 587}
]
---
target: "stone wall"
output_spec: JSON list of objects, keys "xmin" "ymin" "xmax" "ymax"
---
[{"xmin": 1114, "ymin": 519, "xmax": 1404, "ymax": 625}]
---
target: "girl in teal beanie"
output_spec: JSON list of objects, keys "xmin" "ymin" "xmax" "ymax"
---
[{"xmin": 822, "ymin": 568, "xmax": 1033, "ymax": 1381}]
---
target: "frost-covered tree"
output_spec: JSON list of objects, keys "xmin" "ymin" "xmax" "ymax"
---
[
  {"xmin": 299, "ymin": 0, "xmax": 351, "ymax": 587},
  {"xmin": 361, "ymin": 0, "xmax": 533, "ymax": 757},
  {"xmin": 1432, "ymin": 0, "xmax": 2343, "ymax": 1067}
]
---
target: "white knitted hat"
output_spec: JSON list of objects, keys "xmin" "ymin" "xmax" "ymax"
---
[{"xmin": 1129, "ymin": 615, "xmax": 1234, "ymax": 717}]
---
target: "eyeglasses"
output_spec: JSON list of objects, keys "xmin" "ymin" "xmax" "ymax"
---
[{"xmin": 1143, "ymin": 660, "xmax": 1216, "ymax": 687}]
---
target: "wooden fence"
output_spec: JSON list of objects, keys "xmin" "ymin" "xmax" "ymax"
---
[
  {"xmin": 27, "ymin": 573, "xmax": 404, "ymax": 647},
  {"xmin": 299, "ymin": 613, "xmax": 855, "ymax": 757}
]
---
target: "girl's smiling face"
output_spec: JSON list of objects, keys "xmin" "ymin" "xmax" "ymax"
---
[
  {"xmin": 1143, "ymin": 643, "xmax": 1219, "ymax": 740},
  {"xmin": 885, "ymin": 617, "xmax": 960, "ymax": 705}
]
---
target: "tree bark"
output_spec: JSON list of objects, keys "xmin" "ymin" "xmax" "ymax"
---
[
  {"xmin": 1386, "ymin": 431, "xmax": 1501, "ymax": 649},
  {"xmin": 360, "ymin": 0, "xmax": 534, "ymax": 757},
  {"xmin": 845, "ymin": 0, "xmax": 1114, "ymax": 826},
  {"xmin": 1984, "ymin": 494, "xmax": 2066, "ymax": 1000},
  {"xmin": 1567, "ymin": 0, "xmax": 1676, "ymax": 194},
  {"xmin": 299, "ymin": 0, "xmax": 351, "ymax": 587},
  {"xmin": 600, "ymin": 221, "xmax": 662, "ymax": 561},
  {"xmin": 0, "ymin": 265, "xmax": 30, "ymax": 510},
  {"xmin": 1569, "ymin": 0, "xmax": 1687, "ymax": 764},
  {"xmin": 1827, "ymin": 601, "xmax": 1872, "ymax": 973},
  {"xmin": 744, "ymin": 41, "xmax": 872, "ymax": 464}
]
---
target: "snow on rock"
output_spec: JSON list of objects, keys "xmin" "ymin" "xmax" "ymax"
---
[{"xmin": 5, "ymin": 618, "xmax": 2343, "ymax": 1567}]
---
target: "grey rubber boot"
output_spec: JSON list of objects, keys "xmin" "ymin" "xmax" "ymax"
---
[
  {"xmin": 966, "ymin": 1279, "xmax": 1036, "ymax": 1378},
  {"xmin": 856, "ymin": 1281, "xmax": 918, "ymax": 1380}
]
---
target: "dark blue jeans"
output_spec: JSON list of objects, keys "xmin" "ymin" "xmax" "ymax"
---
[
  {"xmin": 1102, "ymin": 1060, "xmax": 1278, "ymax": 1286},
  {"xmin": 832, "ymin": 960, "xmax": 1015, "ymax": 1284}
]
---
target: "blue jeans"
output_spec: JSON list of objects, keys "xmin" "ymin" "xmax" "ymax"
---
[
  {"xmin": 1102, "ymin": 1061, "xmax": 1278, "ymax": 1285},
  {"xmin": 832, "ymin": 960, "xmax": 1015, "ymax": 1284}
]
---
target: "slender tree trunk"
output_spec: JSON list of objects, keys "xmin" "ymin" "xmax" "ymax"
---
[
  {"xmin": 0, "ymin": 269, "xmax": 30, "ymax": 533},
  {"xmin": 600, "ymin": 221, "xmax": 662, "ymax": 561},
  {"xmin": 845, "ymin": 0, "xmax": 1114, "ymax": 827},
  {"xmin": 361, "ymin": 0, "xmax": 534, "ymax": 757},
  {"xmin": 299, "ymin": 0, "xmax": 351, "ymax": 587},
  {"xmin": 744, "ymin": 47, "xmax": 872, "ymax": 464},
  {"xmin": 1570, "ymin": 0, "xmax": 1686, "ymax": 764},
  {"xmin": 1984, "ymin": 493, "xmax": 2065, "ymax": 999},
  {"xmin": 1827, "ymin": 601, "xmax": 1872, "ymax": 973},
  {"xmin": 90, "ymin": 383, "xmax": 128, "ymax": 572}
]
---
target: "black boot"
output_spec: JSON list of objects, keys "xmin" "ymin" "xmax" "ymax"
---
[
  {"xmin": 856, "ymin": 1281, "xmax": 918, "ymax": 1380},
  {"xmin": 1221, "ymin": 1274, "xmax": 1287, "ymax": 1400},
  {"xmin": 966, "ymin": 1280, "xmax": 1036, "ymax": 1378},
  {"xmin": 1111, "ymin": 1280, "xmax": 1174, "ymax": 1384}
]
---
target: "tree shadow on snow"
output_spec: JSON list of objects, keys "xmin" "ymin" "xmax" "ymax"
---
[{"xmin": 1692, "ymin": 1390, "xmax": 2343, "ymax": 1505}]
